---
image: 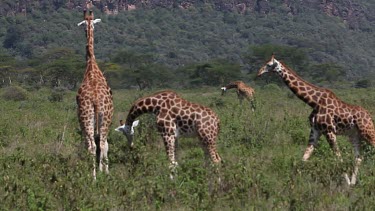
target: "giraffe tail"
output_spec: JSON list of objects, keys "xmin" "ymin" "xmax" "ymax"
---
[
  {"xmin": 94, "ymin": 104, "xmax": 104, "ymax": 163},
  {"xmin": 93, "ymin": 104, "xmax": 104, "ymax": 140}
]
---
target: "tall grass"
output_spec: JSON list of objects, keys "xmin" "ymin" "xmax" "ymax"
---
[{"xmin": 2, "ymin": 87, "xmax": 375, "ymax": 210}]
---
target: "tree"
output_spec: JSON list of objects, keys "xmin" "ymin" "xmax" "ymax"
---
[
  {"xmin": 30, "ymin": 48, "xmax": 84, "ymax": 89},
  {"xmin": 244, "ymin": 44, "xmax": 310, "ymax": 85},
  {"xmin": 3, "ymin": 25, "xmax": 23, "ymax": 49},
  {"xmin": 309, "ymin": 63, "xmax": 345, "ymax": 84},
  {"xmin": 187, "ymin": 59, "xmax": 243, "ymax": 87},
  {"xmin": 0, "ymin": 52, "xmax": 18, "ymax": 87}
]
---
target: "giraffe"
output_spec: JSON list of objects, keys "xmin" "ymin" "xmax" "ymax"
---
[
  {"xmin": 257, "ymin": 54, "xmax": 375, "ymax": 185},
  {"xmin": 76, "ymin": 10, "xmax": 114, "ymax": 179},
  {"xmin": 115, "ymin": 90, "xmax": 221, "ymax": 179},
  {"xmin": 221, "ymin": 80, "xmax": 256, "ymax": 111}
]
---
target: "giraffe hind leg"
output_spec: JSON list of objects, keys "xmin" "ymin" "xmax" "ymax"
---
[
  {"xmin": 79, "ymin": 109, "xmax": 97, "ymax": 179},
  {"xmin": 97, "ymin": 111, "xmax": 111, "ymax": 174},
  {"xmin": 162, "ymin": 134, "xmax": 178, "ymax": 179},
  {"xmin": 200, "ymin": 135, "xmax": 222, "ymax": 184},
  {"xmin": 302, "ymin": 127, "xmax": 321, "ymax": 161}
]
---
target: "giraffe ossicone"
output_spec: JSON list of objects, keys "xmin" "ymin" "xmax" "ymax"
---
[{"xmin": 257, "ymin": 54, "xmax": 375, "ymax": 186}]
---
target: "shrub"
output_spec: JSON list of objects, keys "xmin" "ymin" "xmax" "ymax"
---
[
  {"xmin": 49, "ymin": 87, "xmax": 67, "ymax": 102},
  {"xmin": 1, "ymin": 85, "xmax": 28, "ymax": 101},
  {"xmin": 263, "ymin": 83, "xmax": 281, "ymax": 91}
]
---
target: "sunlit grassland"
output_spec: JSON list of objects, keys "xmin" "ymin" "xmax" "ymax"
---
[{"xmin": 2, "ymin": 86, "xmax": 375, "ymax": 210}]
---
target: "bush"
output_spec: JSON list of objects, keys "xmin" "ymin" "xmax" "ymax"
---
[
  {"xmin": 263, "ymin": 83, "xmax": 281, "ymax": 91},
  {"xmin": 1, "ymin": 85, "xmax": 28, "ymax": 101},
  {"xmin": 49, "ymin": 87, "xmax": 67, "ymax": 102}
]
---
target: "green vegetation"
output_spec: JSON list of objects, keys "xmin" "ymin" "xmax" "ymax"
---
[
  {"xmin": 0, "ymin": 1, "xmax": 374, "ymax": 88},
  {"xmin": 2, "ymin": 87, "xmax": 375, "ymax": 210},
  {"xmin": 1, "ymin": 1, "xmax": 375, "ymax": 209}
]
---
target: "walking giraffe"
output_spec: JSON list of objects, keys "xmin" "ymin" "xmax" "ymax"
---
[
  {"xmin": 221, "ymin": 80, "xmax": 256, "ymax": 111},
  {"xmin": 257, "ymin": 54, "xmax": 375, "ymax": 185},
  {"xmin": 76, "ymin": 10, "xmax": 114, "ymax": 179},
  {"xmin": 115, "ymin": 90, "xmax": 221, "ymax": 179}
]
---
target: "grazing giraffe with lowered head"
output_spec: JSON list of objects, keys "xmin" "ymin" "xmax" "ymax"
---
[
  {"xmin": 115, "ymin": 90, "xmax": 221, "ymax": 179},
  {"xmin": 76, "ymin": 10, "xmax": 114, "ymax": 179},
  {"xmin": 221, "ymin": 80, "xmax": 256, "ymax": 111},
  {"xmin": 257, "ymin": 54, "xmax": 375, "ymax": 185}
]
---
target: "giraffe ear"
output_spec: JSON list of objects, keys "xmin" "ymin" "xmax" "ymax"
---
[
  {"xmin": 132, "ymin": 120, "xmax": 140, "ymax": 128},
  {"xmin": 77, "ymin": 20, "xmax": 86, "ymax": 26},
  {"xmin": 93, "ymin": 19, "xmax": 101, "ymax": 24},
  {"xmin": 115, "ymin": 125, "xmax": 125, "ymax": 132}
]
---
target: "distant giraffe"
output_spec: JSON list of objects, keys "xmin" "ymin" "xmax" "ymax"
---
[
  {"xmin": 257, "ymin": 54, "xmax": 375, "ymax": 185},
  {"xmin": 221, "ymin": 80, "xmax": 256, "ymax": 111},
  {"xmin": 136, "ymin": 78, "xmax": 151, "ymax": 90},
  {"xmin": 115, "ymin": 90, "xmax": 221, "ymax": 179},
  {"xmin": 76, "ymin": 10, "xmax": 114, "ymax": 179}
]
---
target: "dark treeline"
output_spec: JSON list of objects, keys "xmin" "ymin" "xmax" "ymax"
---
[{"xmin": 0, "ymin": 1, "xmax": 374, "ymax": 90}]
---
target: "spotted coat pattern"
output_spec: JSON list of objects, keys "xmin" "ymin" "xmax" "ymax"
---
[
  {"xmin": 120, "ymin": 90, "xmax": 221, "ymax": 172},
  {"xmin": 222, "ymin": 80, "xmax": 256, "ymax": 111},
  {"xmin": 76, "ymin": 10, "xmax": 114, "ymax": 179},
  {"xmin": 257, "ymin": 55, "xmax": 375, "ymax": 185}
]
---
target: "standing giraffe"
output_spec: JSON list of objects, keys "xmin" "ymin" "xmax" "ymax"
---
[
  {"xmin": 76, "ymin": 10, "xmax": 114, "ymax": 179},
  {"xmin": 115, "ymin": 90, "xmax": 221, "ymax": 179},
  {"xmin": 257, "ymin": 54, "xmax": 375, "ymax": 185},
  {"xmin": 221, "ymin": 80, "xmax": 256, "ymax": 111}
]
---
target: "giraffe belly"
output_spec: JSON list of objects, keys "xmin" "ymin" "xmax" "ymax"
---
[
  {"xmin": 336, "ymin": 125, "xmax": 357, "ymax": 136},
  {"xmin": 175, "ymin": 127, "xmax": 197, "ymax": 138}
]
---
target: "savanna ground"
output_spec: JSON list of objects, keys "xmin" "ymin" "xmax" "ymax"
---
[{"xmin": 2, "ymin": 85, "xmax": 375, "ymax": 210}]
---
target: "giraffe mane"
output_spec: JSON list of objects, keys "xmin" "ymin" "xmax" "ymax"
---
[
  {"xmin": 231, "ymin": 80, "xmax": 244, "ymax": 85},
  {"xmin": 279, "ymin": 60, "xmax": 339, "ymax": 100},
  {"xmin": 132, "ymin": 90, "xmax": 179, "ymax": 105}
]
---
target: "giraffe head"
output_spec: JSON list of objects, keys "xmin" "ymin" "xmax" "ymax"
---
[
  {"xmin": 77, "ymin": 10, "xmax": 101, "ymax": 33},
  {"xmin": 221, "ymin": 86, "xmax": 227, "ymax": 95},
  {"xmin": 257, "ymin": 54, "xmax": 282, "ymax": 77},
  {"xmin": 115, "ymin": 120, "xmax": 140, "ymax": 147}
]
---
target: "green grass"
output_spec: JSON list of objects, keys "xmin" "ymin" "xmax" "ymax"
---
[{"xmin": 2, "ymin": 86, "xmax": 375, "ymax": 210}]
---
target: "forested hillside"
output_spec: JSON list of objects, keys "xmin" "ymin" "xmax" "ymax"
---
[{"xmin": 0, "ymin": 0, "xmax": 374, "ymax": 89}]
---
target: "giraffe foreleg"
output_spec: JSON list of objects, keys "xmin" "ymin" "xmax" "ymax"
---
[
  {"xmin": 325, "ymin": 131, "xmax": 342, "ymax": 160},
  {"xmin": 162, "ymin": 134, "xmax": 178, "ymax": 179},
  {"xmin": 200, "ymin": 135, "xmax": 222, "ymax": 184},
  {"xmin": 303, "ymin": 127, "xmax": 321, "ymax": 161}
]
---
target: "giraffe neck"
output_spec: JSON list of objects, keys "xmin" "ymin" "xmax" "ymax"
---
[
  {"xmin": 86, "ymin": 21, "xmax": 95, "ymax": 62},
  {"xmin": 225, "ymin": 83, "xmax": 238, "ymax": 90},
  {"xmin": 277, "ymin": 62, "xmax": 326, "ymax": 108},
  {"xmin": 125, "ymin": 97, "xmax": 161, "ymax": 125},
  {"xmin": 82, "ymin": 20, "xmax": 105, "ymax": 81},
  {"xmin": 125, "ymin": 91, "xmax": 180, "ymax": 125}
]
